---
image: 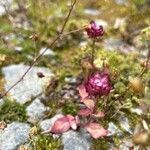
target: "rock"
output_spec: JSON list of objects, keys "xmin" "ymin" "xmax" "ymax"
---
[
  {"xmin": 95, "ymin": 19, "xmax": 108, "ymax": 29},
  {"xmin": 107, "ymin": 122, "xmax": 122, "ymax": 136},
  {"xmin": 0, "ymin": 122, "xmax": 30, "ymax": 150},
  {"xmin": 0, "ymin": 98, "xmax": 4, "ymax": 106},
  {"xmin": 0, "ymin": 0, "xmax": 14, "ymax": 16},
  {"xmin": 39, "ymin": 47, "xmax": 56, "ymax": 57},
  {"xmin": 115, "ymin": 0, "xmax": 128, "ymax": 5},
  {"xmin": 130, "ymin": 108, "xmax": 143, "ymax": 115},
  {"xmin": 65, "ymin": 77, "xmax": 77, "ymax": 85},
  {"xmin": 103, "ymin": 38, "xmax": 135, "ymax": 53},
  {"xmin": 26, "ymin": 98, "xmax": 50, "ymax": 124},
  {"xmin": 62, "ymin": 129, "xmax": 91, "ymax": 150},
  {"xmin": 2, "ymin": 64, "xmax": 54, "ymax": 104},
  {"xmin": 39, "ymin": 114, "xmax": 64, "ymax": 131},
  {"xmin": 114, "ymin": 18, "xmax": 126, "ymax": 30},
  {"xmin": 84, "ymin": 8, "xmax": 100, "ymax": 16},
  {"xmin": 119, "ymin": 117, "xmax": 133, "ymax": 134},
  {"xmin": 15, "ymin": 46, "xmax": 23, "ymax": 52}
]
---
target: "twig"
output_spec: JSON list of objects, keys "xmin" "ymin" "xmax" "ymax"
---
[
  {"xmin": 140, "ymin": 43, "xmax": 150, "ymax": 77},
  {"xmin": 91, "ymin": 39, "xmax": 96, "ymax": 65},
  {"xmin": 0, "ymin": 0, "xmax": 78, "ymax": 99}
]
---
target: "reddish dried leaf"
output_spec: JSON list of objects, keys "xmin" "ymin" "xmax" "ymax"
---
[
  {"xmin": 67, "ymin": 115, "xmax": 77, "ymax": 130},
  {"xmin": 50, "ymin": 116, "xmax": 70, "ymax": 134},
  {"xmin": 83, "ymin": 99, "xmax": 95, "ymax": 110},
  {"xmin": 84, "ymin": 123, "xmax": 108, "ymax": 139},
  {"xmin": 93, "ymin": 111, "xmax": 105, "ymax": 118},
  {"xmin": 78, "ymin": 108, "xmax": 92, "ymax": 116},
  {"xmin": 75, "ymin": 115, "xmax": 80, "ymax": 125},
  {"xmin": 77, "ymin": 85, "xmax": 88, "ymax": 100}
]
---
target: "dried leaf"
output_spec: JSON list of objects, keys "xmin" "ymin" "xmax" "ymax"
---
[
  {"xmin": 67, "ymin": 115, "xmax": 77, "ymax": 130},
  {"xmin": 83, "ymin": 99, "xmax": 95, "ymax": 110},
  {"xmin": 50, "ymin": 116, "xmax": 70, "ymax": 134},
  {"xmin": 84, "ymin": 122, "xmax": 108, "ymax": 139},
  {"xmin": 78, "ymin": 108, "xmax": 92, "ymax": 116},
  {"xmin": 93, "ymin": 111, "xmax": 105, "ymax": 118},
  {"xmin": 77, "ymin": 85, "xmax": 88, "ymax": 100}
]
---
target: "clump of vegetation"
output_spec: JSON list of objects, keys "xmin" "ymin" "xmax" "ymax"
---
[
  {"xmin": 0, "ymin": 99, "xmax": 27, "ymax": 123},
  {"xmin": 30, "ymin": 134, "xmax": 62, "ymax": 150}
]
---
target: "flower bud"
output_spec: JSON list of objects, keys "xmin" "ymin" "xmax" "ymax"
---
[
  {"xmin": 129, "ymin": 77, "xmax": 144, "ymax": 93},
  {"xmin": 133, "ymin": 132, "xmax": 150, "ymax": 146}
]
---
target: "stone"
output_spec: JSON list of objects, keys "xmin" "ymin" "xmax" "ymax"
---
[
  {"xmin": 2, "ymin": 64, "xmax": 54, "ymax": 104},
  {"xmin": 119, "ymin": 117, "xmax": 133, "ymax": 134},
  {"xmin": 39, "ymin": 47, "xmax": 56, "ymax": 57},
  {"xmin": 62, "ymin": 129, "xmax": 91, "ymax": 150},
  {"xmin": 103, "ymin": 38, "xmax": 135, "ymax": 53},
  {"xmin": 0, "ymin": 98, "xmax": 4, "ymax": 106},
  {"xmin": 84, "ymin": 8, "xmax": 100, "ymax": 16},
  {"xmin": 26, "ymin": 98, "xmax": 50, "ymax": 124},
  {"xmin": 39, "ymin": 114, "xmax": 64, "ymax": 131},
  {"xmin": 95, "ymin": 19, "xmax": 108, "ymax": 29},
  {"xmin": 64, "ymin": 77, "xmax": 77, "ymax": 85},
  {"xmin": 0, "ymin": 0, "xmax": 14, "ymax": 16},
  {"xmin": 107, "ymin": 122, "xmax": 122, "ymax": 136},
  {"xmin": 0, "ymin": 122, "xmax": 30, "ymax": 150}
]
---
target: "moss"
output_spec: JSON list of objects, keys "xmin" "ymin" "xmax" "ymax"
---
[
  {"xmin": 62, "ymin": 101, "xmax": 79, "ymax": 116},
  {"xmin": 0, "ymin": 99, "xmax": 27, "ymax": 123},
  {"xmin": 31, "ymin": 134, "xmax": 62, "ymax": 150},
  {"xmin": 91, "ymin": 138, "xmax": 109, "ymax": 150}
]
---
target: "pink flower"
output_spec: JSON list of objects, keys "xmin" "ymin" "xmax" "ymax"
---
[
  {"xmin": 84, "ymin": 71, "xmax": 112, "ymax": 97},
  {"xmin": 86, "ymin": 21, "xmax": 104, "ymax": 38}
]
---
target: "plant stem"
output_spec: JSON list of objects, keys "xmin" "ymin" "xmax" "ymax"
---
[
  {"xmin": 91, "ymin": 39, "xmax": 96, "ymax": 65},
  {"xmin": 140, "ymin": 42, "xmax": 150, "ymax": 77}
]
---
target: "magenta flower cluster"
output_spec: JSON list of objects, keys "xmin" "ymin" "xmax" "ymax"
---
[
  {"xmin": 84, "ymin": 71, "xmax": 112, "ymax": 97},
  {"xmin": 86, "ymin": 20, "xmax": 104, "ymax": 38}
]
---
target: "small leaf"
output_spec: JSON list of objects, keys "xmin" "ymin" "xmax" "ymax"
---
[
  {"xmin": 77, "ymin": 85, "xmax": 88, "ymax": 100},
  {"xmin": 67, "ymin": 115, "xmax": 77, "ymax": 130},
  {"xmin": 75, "ymin": 115, "xmax": 80, "ymax": 125},
  {"xmin": 78, "ymin": 108, "xmax": 92, "ymax": 116},
  {"xmin": 84, "ymin": 123, "xmax": 108, "ymax": 139},
  {"xmin": 93, "ymin": 111, "xmax": 105, "ymax": 118},
  {"xmin": 83, "ymin": 99, "xmax": 95, "ymax": 110},
  {"xmin": 50, "ymin": 116, "xmax": 70, "ymax": 134}
]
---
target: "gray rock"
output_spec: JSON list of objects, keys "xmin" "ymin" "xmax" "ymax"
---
[
  {"xmin": 119, "ymin": 117, "xmax": 133, "ymax": 134},
  {"xmin": 39, "ymin": 114, "xmax": 64, "ymax": 131},
  {"xmin": 2, "ymin": 64, "xmax": 54, "ymax": 104},
  {"xmin": 0, "ymin": 0, "xmax": 14, "ymax": 16},
  {"xmin": 62, "ymin": 129, "xmax": 91, "ymax": 150},
  {"xmin": 103, "ymin": 38, "xmax": 135, "ymax": 53},
  {"xmin": 95, "ymin": 19, "xmax": 108, "ymax": 29},
  {"xmin": 107, "ymin": 122, "xmax": 122, "ymax": 136},
  {"xmin": 115, "ymin": 0, "xmax": 128, "ymax": 5},
  {"xmin": 39, "ymin": 47, "xmax": 56, "ymax": 57},
  {"xmin": 65, "ymin": 77, "xmax": 77, "ymax": 85},
  {"xmin": 0, "ymin": 98, "xmax": 4, "ymax": 106},
  {"xmin": 0, "ymin": 122, "xmax": 30, "ymax": 150},
  {"xmin": 26, "ymin": 98, "xmax": 50, "ymax": 123},
  {"xmin": 84, "ymin": 8, "xmax": 100, "ymax": 16}
]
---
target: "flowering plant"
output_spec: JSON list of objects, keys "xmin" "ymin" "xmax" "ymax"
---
[{"xmin": 45, "ymin": 21, "xmax": 112, "ymax": 139}]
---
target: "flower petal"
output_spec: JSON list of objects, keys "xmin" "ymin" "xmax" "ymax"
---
[
  {"xmin": 50, "ymin": 116, "xmax": 70, "ymax": 134},
  {"xmin": 84, "ymin": 122, "xmax": 108, "ymax": 139}
]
